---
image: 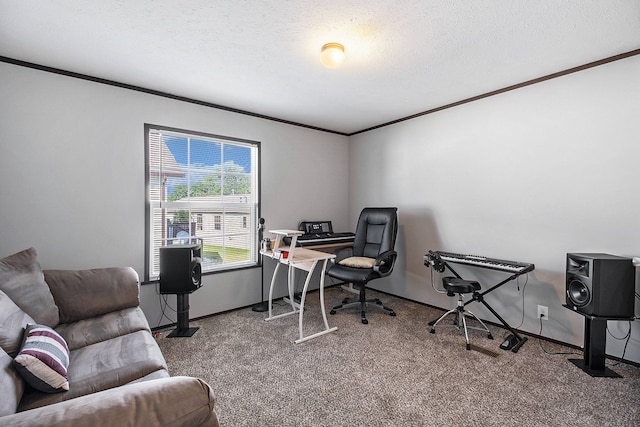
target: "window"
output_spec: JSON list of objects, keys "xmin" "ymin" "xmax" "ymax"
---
[{"xmin": 145, "ymin": 124, "xmax": 260, "ymax": 280}]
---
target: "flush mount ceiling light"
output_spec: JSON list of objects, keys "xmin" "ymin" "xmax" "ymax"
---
[{"xmin": 320, "ymin": 42, "xmax": 345, "ymax": 68}]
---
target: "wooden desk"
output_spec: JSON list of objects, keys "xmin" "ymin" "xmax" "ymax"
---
[
  {"xmin": 261, "ymin": 230, "xmax": 337, "ymax": 344},
  {"xmin": 301, "ymin": 240, "xmax": 359, "ymax": 295}
]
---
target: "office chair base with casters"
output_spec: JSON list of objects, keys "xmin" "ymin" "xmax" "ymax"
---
[
  {"xmin": 430, "ymin": 277, "xmax": 493, "ymax": 350},
  {"xmin": 330, "ymin": 286, "xmax": 396, "ymax": 324}
]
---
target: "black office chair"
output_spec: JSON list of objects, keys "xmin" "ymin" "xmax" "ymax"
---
[{"xmin": 328, "ymin": 207, "xmax": 398, "ymax": 324}]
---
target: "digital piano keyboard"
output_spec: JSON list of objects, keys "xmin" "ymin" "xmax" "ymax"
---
[
  {"xmin": 294, "ymin": 232, "xmax": 355, "ymax": 246},
  {"xmin": 283, "ymin": 220, "xmax": 355, "ymax": 247},
  {"xmin": 424, "ymin": 251, "xmax": 534, "ymax": 274},
  {"xmin": 423, "ymin": 249, "xmax": 534, "ymax": 353}
]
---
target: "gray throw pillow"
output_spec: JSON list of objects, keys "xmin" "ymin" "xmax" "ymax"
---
[
  {"xmin": 0, "ymin": 248, "xmax": 59, "ymax": 327},
  {"xmin": 0, "ymin": 290, "xmax": 36, "ymax": 357},
  {"xmin": 0, "ymin": 347, "xmax": 24, "ymax": 417}
]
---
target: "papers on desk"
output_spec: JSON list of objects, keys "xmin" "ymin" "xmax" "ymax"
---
[
  {"xmin": 261, "ymin": 248, "xmax": 289, "ymax": 260},
  {"xmin": 273, "ymin": 249, "xmax": 289, "ymax": 259}
]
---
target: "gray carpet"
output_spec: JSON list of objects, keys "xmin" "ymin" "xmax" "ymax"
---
[{"xmin": 156, "ymin": 287, "xmax": 640, "ymax": 426}]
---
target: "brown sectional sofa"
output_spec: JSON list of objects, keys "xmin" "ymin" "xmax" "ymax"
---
[{"xmin": 0, "ymin": 248, "xmax": 219, "ymax": 426}]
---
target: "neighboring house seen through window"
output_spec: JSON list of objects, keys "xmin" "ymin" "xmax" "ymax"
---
[{"xmin": 145, "ymin": 124, "xmax": 260, "ymax": 280}]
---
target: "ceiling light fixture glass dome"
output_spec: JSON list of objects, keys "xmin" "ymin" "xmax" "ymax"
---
[{"xmin": 320, "ymin": 43, "xmax": 345, "ymax": 68}]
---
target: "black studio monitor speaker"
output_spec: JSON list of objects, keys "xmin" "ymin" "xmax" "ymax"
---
[
  {"xmin": 159, "ymin": 244, "xmax": 202, "ymax": 294},
  {"xmin": 565, "ymin": 253, "xmax": 635, "ymax": 318}
]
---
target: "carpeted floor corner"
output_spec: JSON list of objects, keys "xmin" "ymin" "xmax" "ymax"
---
[{"xmin": 156, "ymin": 287, "xmax": 640, "ymax": 426}]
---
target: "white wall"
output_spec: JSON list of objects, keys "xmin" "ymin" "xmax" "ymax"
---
[
  {"xmin": 349, "ymin": 55, "xmax": 640, "ymax": 363},
  {"xmin": 2, "ymin": 55, "xmax": 639, "ymax": 364},
  {"xmin": 0, "ymin": 62, "xmax": 350, "ymax": 328}
]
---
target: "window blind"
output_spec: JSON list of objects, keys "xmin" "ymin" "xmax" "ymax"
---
[{"xmin": 145, "ymin": 124, "xmax": 260, "ymax": 280}]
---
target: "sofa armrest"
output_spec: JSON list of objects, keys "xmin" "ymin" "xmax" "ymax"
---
[
  {"xmin": 44, "ymin": 267, "xmax": 140, "ymax": 323},
  {"xmin": 2, "ymin": 376, "xmax": 218, "ymax": 427}
]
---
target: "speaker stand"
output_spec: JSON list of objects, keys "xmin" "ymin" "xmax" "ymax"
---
[
  {"xmin": 568, "ymin": 315, "xmax": 621, "ymax": 378},
  {"xmin": 168, "ymin": 293, "xmax": 199, "ymax": 338},
  {"xmin": 568, "ymin": 359, "xmax": 621, "ymax": 378}
]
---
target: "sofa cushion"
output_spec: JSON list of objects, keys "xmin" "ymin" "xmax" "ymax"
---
[
  {"xmin": 0, "ymin": 289, "xmax": 36, "ymax": 357},
  {"xmin": 0, "ymin": 347, "xmax": 25, "ymax": 417},
  {"xmin": 55, "ymin": 306, "xmax": 151, "ymax": 351},
  {"xmin": 18, "ymin": 329, "xmax": 168, "ymax": 412},
  {"xmin": 44, "ymin": 267, "xmax": 140, "ymax": 323},
  {"xmin": 5, "ymin": 376, "xmax": 216, "ymax": 427},
  {"xmin": 14, "ymin": 324, "xmax": 70, "ymax": 393},
  {"xmin": 0, "ymin": 248, "xmax": 59, "ymax": 327},
  {"xmin": 128, "ymin": 369, "xmax": 170, "ymax": 384}
]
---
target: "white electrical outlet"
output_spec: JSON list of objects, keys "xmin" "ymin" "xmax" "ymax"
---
[{"xmin": 537, "ymin": 305, "xmax": 549, "ymax": 320}]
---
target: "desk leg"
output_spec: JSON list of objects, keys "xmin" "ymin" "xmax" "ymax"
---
[
  {"xmin": 295, "ymin": 258, "xmax": 338, "ymax": 344},
  {"xmin": 318, "ymin": 259, "xmax": 333, "ymax": 330},
  {"xmin": 267, "ymin": 262, "xmax": 280, "ymax": 319},
  {"xmin": 266, "ymin": 261, "xmax": 300, "ymax": 322},
  {"xmin": 266, "ymin": 262, "xmax": 288, "ymax": 321},
  {"xmin": 296, "ymin": 260, "xmax": 318, "ymax": 342},
  {"xmin": 282, "ymin": 264, "xmax": 301, "ymax": 310},
  {"xmin": 287, "ymin": 263, "xmax": 296, "ymax": 311}
]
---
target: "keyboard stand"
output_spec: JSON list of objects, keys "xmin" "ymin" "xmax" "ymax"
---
[{"xmin": 429, "ymin": 262, "xmax": 528, "ymax": 352}]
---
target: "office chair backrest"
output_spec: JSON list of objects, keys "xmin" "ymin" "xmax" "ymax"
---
[{"xmin": 352, "ymin": 207, "xmax": 398, "ymax": 258}]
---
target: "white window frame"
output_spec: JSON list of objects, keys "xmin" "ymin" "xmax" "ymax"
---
[{"xmin": 144, "ymin": 124, "xmax": 260, "ymax": 281}]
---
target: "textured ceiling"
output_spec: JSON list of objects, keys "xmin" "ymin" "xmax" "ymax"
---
[{"xmin": 1, "ymin": 1, "xmax": 639, "ymax": 134}]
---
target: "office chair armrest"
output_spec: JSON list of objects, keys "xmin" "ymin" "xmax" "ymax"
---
[
  {"xmin": 373, "ymin": 250, "xmax": 397, "ymax": 274},
  {"xmin": 330, "ymin": 245, "xmax": 354, "ymax": 264}
]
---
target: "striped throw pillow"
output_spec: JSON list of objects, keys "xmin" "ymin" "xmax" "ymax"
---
[{"xmin": 14, "ymin": 324, "xmax": 69, "ymax": 393}]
